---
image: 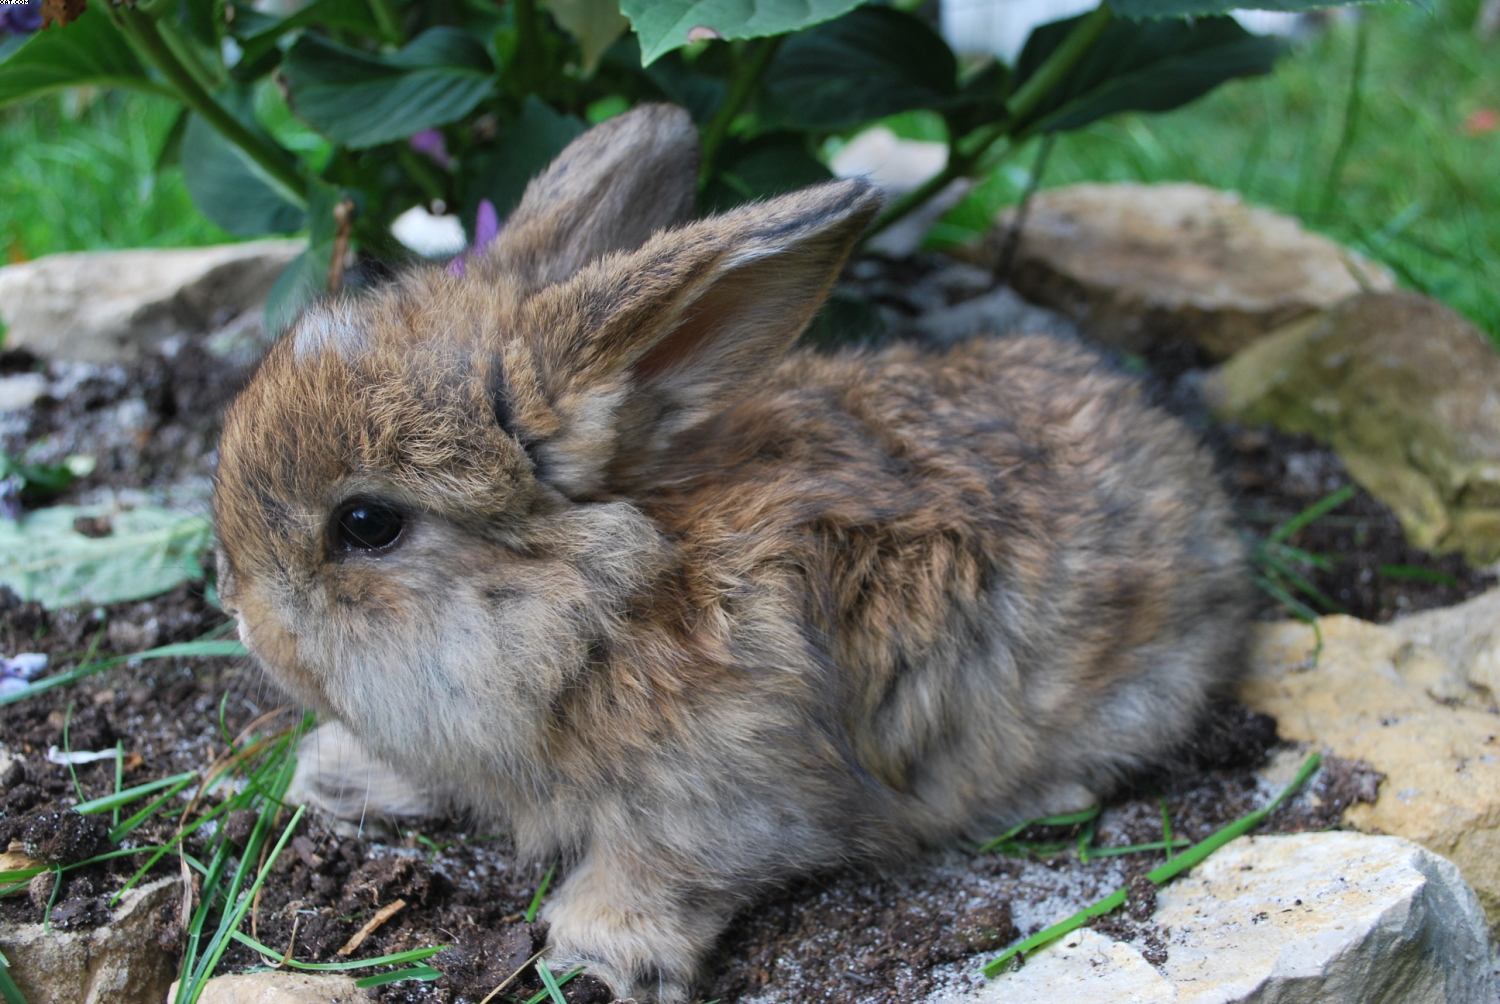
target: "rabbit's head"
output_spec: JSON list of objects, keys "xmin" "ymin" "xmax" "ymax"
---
[{"xmin": 213, "ymin": 104, "xmax": 881, "ymax": 803}]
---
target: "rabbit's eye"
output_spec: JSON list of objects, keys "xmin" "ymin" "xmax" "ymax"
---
[{"xmin": 334, "ymin": 502, "xmax": 404, "ymax": 552}]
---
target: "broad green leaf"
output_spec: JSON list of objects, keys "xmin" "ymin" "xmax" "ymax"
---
[
  {"xmin": 281, "ymin": 27, "xmax": 495, "ymax": 149},
  {"xmin": 761, "ymin": 6, "xmax": 956, "ymax": 131},
  {"xmin": 230, "ymin": 0, "xmax": 384, "ymax": 79},
  {"xmin": 701, "ymin": 133, "xmax": 831, "ymax": 211},
  {"xmin": 0, "ymin": 505, "xmax": 211, "ymax": 609},
  {"xmin": 182, "ymin": 112, "xmax": 306, "ymax": 236},
  {"xmin": 1109, "ymin": 0, "xmax": 1431, "ymax": 18},
  {"xmin": 0, "ymin": 9, "xmax": 162, "ymax": 106},
  {"xmin": 1012, "ymin": 13, "xmax": 1283, "ymax": 137},
  {"xmin": 543, "ymin": 0, "xmax": 630, "ymax": 72},
  {"xmin": 461, "ymin": 95, "xmax": 585, "ymax": 226},
  {"xmin": 622, "ymin": 0, "xmax": 867, "ymax": 66},
  {"xmin": 643, "ymin": 48, "xmax": 727, "ymax": 125},
  {"xmin": 264, "ymin": 179, "xmax": 344, "ymax": 334}
]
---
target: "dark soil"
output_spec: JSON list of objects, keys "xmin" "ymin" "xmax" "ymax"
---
[{"xmin": 0, "ymin": 250, "xmax": 1483, "ymax": 1003}]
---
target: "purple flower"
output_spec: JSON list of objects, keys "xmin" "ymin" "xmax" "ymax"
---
[
  {"xmin": 0, "ymin": 0, "xmax": 43, "ymax": 36},
  {"xmin": 408, "ymin": 129, "xmax": 451, "ymax": 169},
  {"xmin": 447, "ymin": 199, "xmax": 502, "ymax": 276}
]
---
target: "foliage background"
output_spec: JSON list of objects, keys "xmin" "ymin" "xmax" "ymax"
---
[{"xmin": 0, "ymin": 0, "xmax": 1496, "ymax": 344}]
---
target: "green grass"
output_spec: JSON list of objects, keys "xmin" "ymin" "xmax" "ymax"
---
[
  {"xmin": 936, "ymin": 0, "xmax": 1500, "ymax": 348},
  {"xmin": 0, "ymin": 88, "xmax": 231, "ymax": 261}
]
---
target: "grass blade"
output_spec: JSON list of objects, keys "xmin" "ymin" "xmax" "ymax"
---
[
  {"xmin": 980, "ymin": 752, "xmax": 1322, "ymax": 978},
  {"xmin": 231, "ymin": 933, "xmax": 446, "ymax": 971},
  {"xmin": 354, "ymin": 963, "xmax": 443, "ymax": 988},
  {"xmin": 1269, "ymin": 486, "xmax": 1356, "ymax": 543},
  {"xmin": 524, "ymin": 861, "xmax": 555, "ymax": 923},
  {"xmin": 0, "ymin": 949, "xmax": 29, "ymax": 1004},
  {"xmin": 524, "ymin": 967, "xmax": 585, "ymax": 1004},
  {"xmin": 0, "ymin": 639, "xmax": 246, "ymax": 706},
  {"xmin": 74, "ymin": 770, "xmax": 198, "ymax": 815}
]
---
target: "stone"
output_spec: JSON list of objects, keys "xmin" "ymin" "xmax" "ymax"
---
[
  {"xmin": 914, "ymin": 286, "xmax": 1080, "ymax": 347},
  {"xmin": 965, "ymin": 182, "xmax": 1391, "ymax": 359},
  {"xmin": 167, "ymin": 972, "xmax": 370, "ymax": 1003},
  {"xmin": 1207, "ymin": 291, "xmax": 1500, "ymax": 564},
  {"xmin": 0, "ymin": 240, "xmax": 302, "ymax": 363},
  {"xmin": 1240, "ymin": 588, "xmax": 1500, "ymax": 927},
  {"xmin": 954, "ymin": 833, "xmax": 1493, "ymax": 1003},
  {"xmin": 0, "ymin": 876, "xmax": 178, "ymax": 1004}
]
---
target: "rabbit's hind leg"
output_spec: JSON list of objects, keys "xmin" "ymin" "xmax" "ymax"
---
[{"xmin": 286, "ymin": 720, "xmax": 448, "ymax": 825}]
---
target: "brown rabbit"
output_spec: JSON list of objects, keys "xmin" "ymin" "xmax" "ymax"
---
[{"xmin": 213, "ymin": 103, "xmax": 1250, "ymax": 1001}]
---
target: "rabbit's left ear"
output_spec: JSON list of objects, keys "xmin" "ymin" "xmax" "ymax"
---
[{"xmin": 506, "ymin": 178, "xmax": 881, "ymax": 498}]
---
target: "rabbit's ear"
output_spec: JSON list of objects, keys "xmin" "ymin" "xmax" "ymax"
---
[
  {"xmin": 510, "ymin": 178, "xmax": 882, "ymax": 497},
  {"xmin": 485, "ymin": 103, "xmax": 700, "ymax": 293}
]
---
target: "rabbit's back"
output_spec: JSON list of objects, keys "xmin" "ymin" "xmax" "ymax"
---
[{"xmin": 639, "ymin": 333, "xmax": 1249, "ymax": 840}]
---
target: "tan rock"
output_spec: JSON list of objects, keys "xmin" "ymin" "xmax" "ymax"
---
[
  {"xmin": 957, "ymin": 833, "xmax": 1493, "ymax": 1004},
  {"xmin": 1240, "ymin": 589, "xmax": 1500, "ymax": 926},
  {"xmin": 167, "ymin": 971, "xmax": 371, "ymax": 1003},
  {"xmin": 0, "ymin": 876, "xmax": 178, "ymax": 1004},
  {"xmin": 0, "ymin": 241, "xmax": 302, "ymax": 363},
  {"xmin": 1208, "ymin": 291, "xmax": 1500, "ymax": 564},
  {"xmin": 970, "ymin": 182, "xmax": 1390, "ymax": 358}
]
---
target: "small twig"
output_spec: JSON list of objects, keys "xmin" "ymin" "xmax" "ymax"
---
[
  {"xmin": 338, "ymin": 898, "xmax": 407, "ymax": 956},
  {"xmin": 327, "ymin": 199, "xmax": 356, "ymax": 293},
  {"xmin": 478, "ymin": 948, "xmax": 546, "ymax": 1004},
  {"xmin": 993, "ymin": 133, "xmax": 1056, "ymax": 281}
]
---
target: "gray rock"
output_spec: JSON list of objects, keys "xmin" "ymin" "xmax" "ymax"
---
[
  {"xmin": 0, "ymin": 876, "xmax": 179, "ymax": 1004},
  {"xmin": 967, "ymin": 183, "xmax": 1392, "ymax": 359},
  {"xmin": 0, "ymin": 240, "xmax": 301, "ymax": 363},
  {"xmin": 915, "ymin": 286, "xmax": 1080, "ymax": 347},
  {"xmin": 168, "ymin": 972, "xmax": 372, "ymax": 1003},
  {"xmin": 949, "ymin": 833, "xmax": 1494, "ymax": 1004}
]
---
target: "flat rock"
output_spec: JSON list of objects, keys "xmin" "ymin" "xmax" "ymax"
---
[
  {"xmin": 1207, "ymin": 290, "xmax": 1500, "ymax": 564},
  {"xmin": 954, "ymin": 833, "xmax": 1492, "ymax": 1003},
  {"xmin": 167, "ymin": 972, "xmax": 371, "ymax": 1003},
  {"xmin": 966, "ymin": 182, "xmax": 1391, "ymax": 359},
  {"xmin": 1241, "ymin": 588, "xmax": 1500, "ymax": 927},
  {"xmin": 914, "ymin": 286, "xmax": 1080, "ymax": 347},
  {"xmin": 0, "ymin": 240, "xmax": 302, "ymax": 363},
  {"xmin": 0, "ymin": 876, "xmax": 178, "ymax": 1004}
]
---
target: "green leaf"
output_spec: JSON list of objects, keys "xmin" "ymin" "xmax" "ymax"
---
[
  {"xmin": 231, "ymin": 0, "xmax": 385, "ymax": 80},
  {"xmin": 461, "ymin": 95, "xmax": 585, "ymax": 226},
  {"xmin": 542, "ymin": 0, "xmax": 630, "ymax": 72},
  {"xmin": 263, "ymin": 179, "xmax": 345, "ymax": 335},
  {"xmin": 643, "ymin": 48, "xmax": 727, "ymax": 125},
  {"xmin": 182, "ymin": 112, "xmax": 307, "ymax": 236},
  {"xmin": 701, "ymin": 132, "xmax": 831, "ymax": 212},
  {"xmin": 622, "ymin": 0, "xmax": 867, "ymax": 66},
  {"xmin": 281, "ymin": 27, "xmax": 495, "ymax": 149},
  {"xmin": 1012, "ymin": 13, "xmax": 1284, "ymax": 137},
  {"xmin": 1109, "ymin": 0, "xmax": 1431, "ymax": 18},
  {"xmin": 0, "ymin": 8, "xmax": 162, "ymax": 106},
  {"xmin": 761, "ymin": 6, "xmax": 955, "ymax": 131},
  {"xmin": 0, "ymin": 505, "xmax": 211, "ymax": 609}
]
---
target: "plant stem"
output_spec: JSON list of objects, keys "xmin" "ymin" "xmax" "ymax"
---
[
  {"xmin": 366, "ymin": 0, "xmax": 404, "ymax": 46},
  {"xmin": 698, "ymin": 36, "xmax": 783, "ymax": 187},
  {"xmin": 112, "ymin": 5, "xmax": 306, "ymax": 208},
  {"xmin": 865, "ymin": 5, "xmax": 1109, "ymax": 241},
  {"xmin": 513, "ymin": 0, "xmax": 546, "ymax": 95},
  {"xmin": 1006, "ymin": 3, "xmax": 1112, "ymax": 124},
  {"xmin": 992, "ymin": 132, "xmax": 1055, "ymax": 278}
]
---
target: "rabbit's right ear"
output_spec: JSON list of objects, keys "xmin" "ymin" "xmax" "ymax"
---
[{"xmin": 484, "ymin": 103, "xmax": 700, "ymax": 293}]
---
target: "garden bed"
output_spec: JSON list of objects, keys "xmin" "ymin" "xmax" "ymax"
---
[{"xmin": 0, "ymin": 251, "xmax": 1490, "ymax": 1003}]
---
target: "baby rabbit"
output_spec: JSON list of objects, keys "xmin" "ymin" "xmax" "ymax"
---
[{"xmin": 213, "ymin": 103, "xmax": 1250, "ymax": 1002}]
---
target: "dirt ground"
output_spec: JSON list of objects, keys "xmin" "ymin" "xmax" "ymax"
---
[{"xmin": 0, "ymin": 251, "xmax": 1486, "ymax": 1003}]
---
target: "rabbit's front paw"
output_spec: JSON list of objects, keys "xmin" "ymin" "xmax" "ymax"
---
[{"xmin": 541, "ymin": 851, "xmax": 718, "ymax": 1004}]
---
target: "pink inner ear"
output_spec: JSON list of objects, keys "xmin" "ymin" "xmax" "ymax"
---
[{"xmin": 627, "ymin": 268, "xmax": 762, "ymax": 387}]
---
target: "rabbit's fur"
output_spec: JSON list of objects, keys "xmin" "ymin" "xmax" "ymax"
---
[{"xmin": 213, "ymin": 103, "xmax": 1250, "ymax": 1001}]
